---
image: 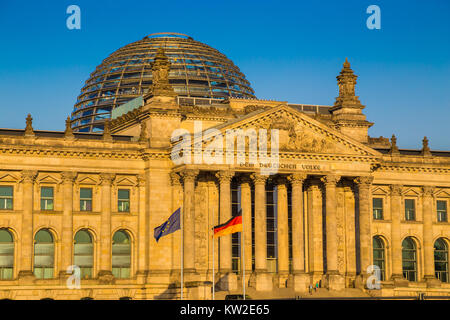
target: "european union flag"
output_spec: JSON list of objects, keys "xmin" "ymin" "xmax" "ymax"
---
[{"xmin": 154, "ymin": 208, "xmax": 181, "ymax": 242}]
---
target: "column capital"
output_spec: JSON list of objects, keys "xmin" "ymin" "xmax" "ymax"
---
[
  {"xmin": 215, "ymin": 170, "xmax": 234, "ymax": 184},
  {"xmin": 99, "ymin": 173, "xmax": 115, "ymax": 185},
  {"xmin": 321, "ymin": 174, "xmax": 341, "ymax": 186},
  {"xmin": 354, "ymin": 176, "xmax": 374, "ymax": 188},
  {"xmin": 137, "ymin": 174, "xmax": 146, "ymax": 187},
  {"xmin": 180, "ymin": 169, "xmax": 199, "ymax": 183},
  {"xmin": 288, "ymin": 173, "xmax": 307, "ymax": 186},
  {"xmin": 250, "ymin": 173, "xmax": 268, "ymax": 185},
  {"xmin": 422, "ymin": 186, "xmax": 435, "ymax": 197},
  {"xmin": 169, "ymin": 172, "xmax": 181, "ymax": 186},
  {"xmin": 274, "ymin": 175, "xmax": 288, "ymax": 187},
  {"xmin": 21, "ymin": 170, "xmax": 37, "ymax": 183},
  {"xmin": 237, "ymin": 174, "xmax": 252, "ymax": 185},
  {"xmin": 389, "ymin": 184, "xmax": 403, "ymax": 196},
  {"xmin": 61, "ymin": 171, "xmax": 77, "ymax": 184}
]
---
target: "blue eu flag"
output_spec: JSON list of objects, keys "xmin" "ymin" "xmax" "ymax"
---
[{"xmin": 154, "ymin": 208, "xmax": 181, "ymax": 242}]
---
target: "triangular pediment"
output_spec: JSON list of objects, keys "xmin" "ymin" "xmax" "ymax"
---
[
  {"xmin": 196, "ymin": 104, "xmax": 381, "ymax": 158},
  {"xmin": 37, "ymin": 174, "xmax": 60, "ymax": 184},
  {"xmin": 77, "ymin": 176, "xmax": 98, "ymax": 185},
  {"xmin": 0, "ymin": 173, "xmax": 19, "ymax": 183},
  {"xmin": 115, "ymin": 177, "xmax": 136, "ymax": 186}
]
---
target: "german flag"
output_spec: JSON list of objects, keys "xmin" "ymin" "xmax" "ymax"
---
[{"xmin": 213, "ymin": 211, "xmax": 242, "ymax": 238}]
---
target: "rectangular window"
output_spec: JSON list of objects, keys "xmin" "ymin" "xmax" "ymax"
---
[
  {"xmin": 405, "ymin": 199, "xmax": 416, "ymax": 221},
  {"xmin": 118, "ymin": 189, "xmax": 130, "ymax": 212},
  {"xmin": 40, "ymin": 187, "xmax": 54, "ymax": 211},
  {"xmin": 0, "ymin": 186, "xmax": 13, "ymax": 210},
  {"xmin": 437, "ymin": 200, "xmax": 448, "ymax": 222},
  {"xmin": 373, "ymin": 198, "xmax": 383, "ymax": 220},
  {"xmin": 80, "ymin": 188, "xmax": 92, "ymax": 211}
]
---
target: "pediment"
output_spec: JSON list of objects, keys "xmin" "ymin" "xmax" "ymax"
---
[
  {"xmin": 0, "ymin": 173, "xmax": 19, "ymax": 183},
  {"xmin": 37, "ymin": 174, "xmax": 60, "ymax": 185},
  {"xmin": 115, "ymin": 176, "xmax": 136, "ymax": 186},
  {"xmin": 77, "ymin": 176, "xmax": 98, "ymax": 185},
  {"xmin": 198, "ymin": 104, "xmax": 381, "ymax": 158}
]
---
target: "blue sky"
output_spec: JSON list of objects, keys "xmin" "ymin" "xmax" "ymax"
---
[{"xmin": 0, "ymin": 0, "xmax": 449, "ymax": 149}]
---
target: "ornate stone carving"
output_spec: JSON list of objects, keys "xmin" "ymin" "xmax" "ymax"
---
[
  {"xmin": 21, "ymin": 170, "xmax": 37, "ymax": 183},
  {"xmin": 285, "ymin": 126, "xmax": 334, "ymax": 153},
  {"xmin": 137, "ymin": 174, "xmax": 146, "ymax": 187},
  {"xmin": 99, "ymin": 173, "xmax": 115, "ymax": 185},
  {"xmin": 354, "ymin": 176, "xmax": 374, "ymax": 187},
  {"xmin": 138, "ymin": 121, "xmax": 148, "ymax": 142},
  {"xmin": 147, "ymin": 47, "xmax": 176, "ymax": 97},
  {"xmin": 389, "ymin": 184, "xmax": 403, "ymax": 196},
  {"xmin": 180, "ymin": 169, "xmax": 199, "ymax": 183},
  {"xmin": 103, "ymin": 120, "xmax": 113, "ymax": 142},
  {"xmin": 321, "ymin": 174, "xmax": 341, "ymax": 186},
  {"xmin": 389, "ymin": 134, "xmax": 400, "ymax": 155},
  {"xmin": 61, "ymin": 171, "xmax": 77, "ymax": 184},
  {"xmin": 422, "ymin": 186, "xmax": 435, "ymax": 197},
  {"xmin": 215, "ymin": 170, "xmax": 234, "ymax": 184},
  {"xmin": 421, "ymin": 136, "xmax": 432, "ymax": 157},
  {"xmin": 24, "ymin": 114, "xmax": 35, "ymax": 137},
  {"xmin": 250, "ymin": 173, "xmax": 268, "ymax": 185},
  {"xmin": 287, "ymin": 173, "xmax": 307, "ymax": 186},
  {"xmin": 333, "ymin": 58, "xmax": 363, "ymax": 109},
  {"xmin": 64, "ymin": 116, "xmax": 74, "ymax": 140},
  {"xmin": 169, "ymin": 172, "xmax": 181, "ymax": 186}
]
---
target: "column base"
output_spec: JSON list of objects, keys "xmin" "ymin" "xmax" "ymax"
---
[
  {"xmin": 18, "ymin": 270, "xmax": 35, "ymax": 284},
  {"xmin": 325, "ymin": 271, "xmax": 345, "ymax": 291},
  {"xmin": 216, "ymin": 272, "xmax": 238, "ymax": 292},
  {"xmin": 287, "ymin": 272, "xmax": 310, "ymax": 292},
  {"xmin": 249, "ymin": 272, "xmax": 273, "ymax": 292},
  {"xmin": 390, "ymin": 274, "xmax": 409, "ymax": 287},
  {"xmin": 97, "ymin": 270, "xmax": 115, "ymax": 284},
  {"xmin": 424, "ymin": 275, "xmax": 441, "ymax": 288}
]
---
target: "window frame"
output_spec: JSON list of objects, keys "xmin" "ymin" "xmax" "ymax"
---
[
  {"xmin": 373, "ymin": 236, "xmax": 386, "ymax": 281},
  {"xmin": 117, "ymin": 189, "xmax": 130, "ymax": 213},
  {"xmin": 372, "ymin": 197, "xmax": 384, "ymax": 220},
  {"xmin": 404, "ymin": 198, "xmax": 416, "ymax": 221},
  {"xmin": 437, "ymin": 200, "xmax": 448, "ymax": 223},
  {"xmin": 80, "ymin": 187, "xmax": 93, "ymax": 212},
  {"xmin": 0, "ymin": 229, "xmax": 14, "ymax": 280},
  {"xmin": 402, "ymin": 237, "xmax": 417, "ymax": 282},
  {"xmin": 40, "ymin": 186, "xmax": 54, "ymax": 211},
  {"xmin": 0, "ymin": 186, "xmax": 13, "ymax": 210}
]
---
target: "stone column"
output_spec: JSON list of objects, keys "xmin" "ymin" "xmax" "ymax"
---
[
  {"xmin": 180, "ymin": 169, "xmax": 199, "ymax": 275},
  {"xmin": 60, "ymin": 171, "xmax": 76, "ymax": 278},
  {"xmin": 422, "ymin": 186, "xmax": 440, "ymax": 286},
  {"xmin": 98, "ymin": 173, "xmax": 114, "ymax": 282},
  {"xmin": 249, "ymin": 173, "xmax": 272, "ymax": 291},
  {"xmin": 354, "ymin": 176, "xmax": 373, "ymax": 284},
  {"xmin": 19, "ymin": 170, "xmax": 37, "ymax": 280},
  {"xmin": 322, "ymin": 174, "xmax": 344, "ymax": 290},
  {"xmin": 307, "ymin": 181, "xmax": 324, "ymax": 283},
  {"xmin": 390, "ymin": 184, "xmax": 405, "ymax": 284},
  {"xmin": 239, "ymin": 176, "xmax": 252, "ymax": 286},
  {"xmin": 136, "ymin": 174, "xmax": 148, "ymax": 283},
  {"xmin": 287, "ymin": 173, "xmax": 309, "ymax": 291},
  {"xmin": 169, "ymin": 172, "xmax": 182, "ymax": 279},
  {"xmin": 275, "ymin": 177, "xmax": 289, "ymax": 287},
  {"xmin": 215, "ymin": 170, "xmax": 236, "ymax": 291}
]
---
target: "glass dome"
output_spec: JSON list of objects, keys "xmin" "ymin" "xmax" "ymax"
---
[{"xmin": 71, "ymin": 33, "xmax": 256, "ymax": 132}]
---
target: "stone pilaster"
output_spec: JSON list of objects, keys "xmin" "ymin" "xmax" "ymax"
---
[
  {"xmin": 98, "ymin": 173, "xmax": 114, "ymax": 283},
  {"xmin": 59, "ymin": 171, "xmax": 76, "ymax": 278},
  {"xmin": 239, "ymin": 176, "xmax": 252, "ymax": 286},
  {"xmin": 389, "ymin": 184, "xmax": 407, "ymax": 285},
  {"xmin": 180, "ymin": 169, "xmax": 199, "ymax": 276},
  {"xmin": 169, "ymin": 172, "xmax": 182, "ymax": 279},
  {"xmin": 215, "ymin": 170, "xmax": 236, "ymax": 291},
  {"xmin": 354, "ymin": 176, "xmax": 373, "ymax": 287},
  {"xmin": 422, "ymin": 186, "xmax": 440, "ymax": 287},
  {"xmin": 136, "ymin": 174, "xmax": 148, "ymax": 283},
  {"xmin": 321, "ymin": 174, "xmax": 344, "ymax": 290},
  {"xmin": 18, "ymin": 170, "xmax": 37, "ymax": 281},
  {"xmin": 249, "ymin": 173, "xmax": 272, "ymax": 291},
  {"xmin": 275, "ymin": 176, "xmax": 289, "ymax": 287},
  {"xmin": 287, "ymin": 173, "xmax": 309, "ymax": 292}
]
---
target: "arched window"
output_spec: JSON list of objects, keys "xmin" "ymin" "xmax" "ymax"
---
[
  {"xmin": 112, "ymin": 230, "xmax": 131, "ymax": 279},
  {"xmin": 373, "ymin": 236, "xmax": 386, "ymax": 281},
  {"xmin": 0, "ymin": 229, "xmax": 14, "ymax": 280},
  {"xmin": 34, "ymin": 229, "xmax": 54, "ymax": 279},
  {"xmin": 402, "ymin": 237, "xmax": 417, "ymax": 282},
  {"xmin": 74, "ymin": 230, "xmax": 93, "ymax": 279},
  {"xmin": 434, "ymin": 238, "xmax": 448, "ymax": 283}
]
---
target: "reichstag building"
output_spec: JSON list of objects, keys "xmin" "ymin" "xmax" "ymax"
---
[{"xmin": 0, "ymin": 33, "xmax": 448, "ymax": 299}]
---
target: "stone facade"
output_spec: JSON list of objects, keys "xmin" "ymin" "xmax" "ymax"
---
[{"xmin": 0, "ymin": 57, "xmax": 449, "ymax": 299}]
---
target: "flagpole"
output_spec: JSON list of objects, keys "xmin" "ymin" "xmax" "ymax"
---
[
  {"xmin": 181, "ymin": 205, "xmax": 184, "ymax": 300},
  {"xmin": 242, "ymin": 209, "xmax": 245, "ymax": 300},
  {"xmin": 212, "ymin": 208, "xmax": 215, "ymax": 300}
]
